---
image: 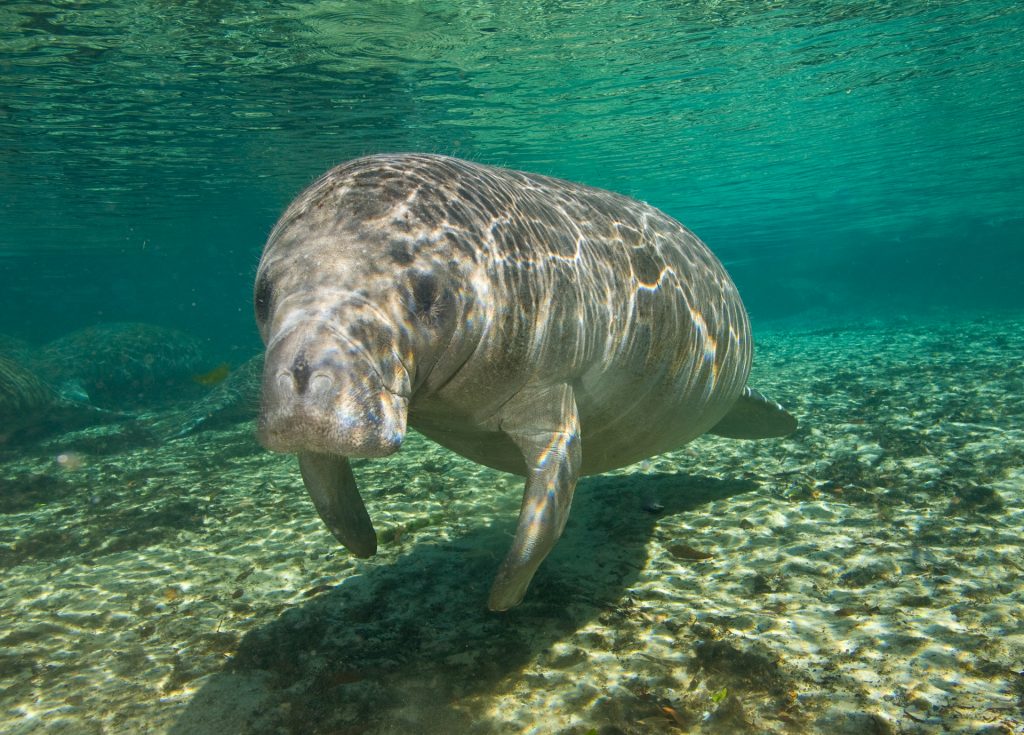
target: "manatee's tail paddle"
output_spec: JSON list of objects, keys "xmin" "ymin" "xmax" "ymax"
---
[{"xmin": 707, "ymin": 386, "xmax": 797, "ymax": 439}]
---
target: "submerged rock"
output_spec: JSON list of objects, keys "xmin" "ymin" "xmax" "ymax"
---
[{"xmin": 37, "ymin": 322, "xmax": 209, "ymax": 410}]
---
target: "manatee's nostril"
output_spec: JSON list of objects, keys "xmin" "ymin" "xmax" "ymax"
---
[
  {"xmin": 310, "ymin": 372, "xmax": 333, "ymax": 394},
  {"xmin": 276, "ymin": 372, "xmax": 296, "ymax": 394}
]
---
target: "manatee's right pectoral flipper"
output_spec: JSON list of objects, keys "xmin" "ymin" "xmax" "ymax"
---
[
  {"xmin": 708, "ymin": 386, "xmax": 798, "ymax": 439},
  {"xmin": 488, "ymin": 383, "xmax": 582, "ymax": 612},
  {"xmin": 298, "ymin": 452, "xmax": 378, "ymax": 557}
]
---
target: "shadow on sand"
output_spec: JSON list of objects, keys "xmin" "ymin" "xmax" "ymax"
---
[{"xmin": 169, "ymin": 472, "xmax": 756, "ymax": 734}]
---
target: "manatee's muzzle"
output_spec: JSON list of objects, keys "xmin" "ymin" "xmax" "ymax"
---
[{"xmin": 257, "ymin": 322, "xmax": 408, "ymax": 457}]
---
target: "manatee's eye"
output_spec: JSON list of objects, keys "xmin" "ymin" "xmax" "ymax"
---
[
  {"xmin": 411, "ymin": 272, "xmax": 437, "ymax": 314},
  {"xmin": 407, "ymin": 272, "xmax": 456, "ymax": 327},
  {"xmin": 254, "ymin": 272, "xmax": 273, "ymax": 325}
]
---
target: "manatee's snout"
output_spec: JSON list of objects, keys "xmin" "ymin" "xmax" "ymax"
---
[{"xmin": 257, "ymin": 323, "xmax": 408, "ymax": 457}]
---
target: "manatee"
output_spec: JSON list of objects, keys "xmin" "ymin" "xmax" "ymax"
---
[
  {"xmin": 255, "ymin": 153, "xmax": 797, "ymax": 610},
  {"xmin": 0, "ymin": 333, "xmax": 36, "ymax": 365},
  {"xmin": 37, "ymin": 322, "xmax": 209, "ymax": 410},
  {"xmin": 0, "ymin": 354, "xmax": 116, "ymax": 445},
  {"xmin": 146, "ymin": 353, "xmax": 265, "ymax": 440}
]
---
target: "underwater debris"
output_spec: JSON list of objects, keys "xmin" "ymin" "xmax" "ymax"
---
[
  {"xmin": 55, "ymin": 450, "xmax": 86, "ymax": 471},
  {"xmin": 839, "ymin": 561, "xmax": 897, "ymax": 588},
  {"xmin": 692, "ymin": 638, "xmax": 784, "ymax": 692},
  {"xmin": 948, "ymin": 485, "xmax": 1004, "ymax": 514},
  {"xmin": 750, "ymin": 570, "xmax": 787, "ymax": 594}
]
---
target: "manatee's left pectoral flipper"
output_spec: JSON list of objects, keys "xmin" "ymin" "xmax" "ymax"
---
[
  {"xmin": 298, "ymin": 452, "xmax": 378, "ymax": 558},
  {"xmin": 708, "ymin": 386, "xmax": 798, "ymax": 439},
  {"xmin": 488, "ymin": 383, "xmax": 582, "ymax": 612}
]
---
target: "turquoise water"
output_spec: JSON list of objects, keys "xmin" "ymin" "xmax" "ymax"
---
[
  {"xmin": 2, "ymin": 2, "xmax": 1024, "ymax": 734},
  {"xmin": 2, "ymin": 1, "xmax": 1021, "ymax": 348}
]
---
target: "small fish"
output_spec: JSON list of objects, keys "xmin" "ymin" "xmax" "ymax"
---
[
  {"xmin": 667, "ymin": 544, "xmax": 714, "ymax": 561},
  {"xmin": 660, "ymin": 705, "xmax": 689, "ymax": 727},
  {"xmin": 835, "ymin": 605, "xmax": 880, "ymax": 617},
  {"xmin": 303, "ymin": 583, "xmax": 334, "ymax": 597},
  {"xmin": 642, "ymin": 496, "xmax": 665, "ymax": 513},
  {"xmin": 192, "ymin": 362, "xmax": 231, "ymax": 386}
]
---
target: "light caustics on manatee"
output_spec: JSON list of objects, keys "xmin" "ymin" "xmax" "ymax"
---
[{"xmin": 254, "ymin": 153, "xmax": 797, "ymax": 611}]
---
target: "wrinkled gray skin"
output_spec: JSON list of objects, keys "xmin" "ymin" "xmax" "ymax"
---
[
  {"xmin": 255, "ymin": 153, "xmax": 796, "ymax": 611},
  {"xmin": 0, "ymin": 354, "xmax": 117, "ymax": 444}
]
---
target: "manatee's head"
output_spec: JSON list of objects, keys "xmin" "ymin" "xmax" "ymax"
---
[
  {"xmin": 255, "ymin": 286, "xmax": 412, "ymax": 458},
  {"xmin": 253, "ymin": 158, "xmax": 477, "ymax": 457}
]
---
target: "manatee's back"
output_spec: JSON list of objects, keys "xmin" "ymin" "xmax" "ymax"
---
[{"xmin": 374, "ymin": 155, "xmax": 754, "ymax": 474}]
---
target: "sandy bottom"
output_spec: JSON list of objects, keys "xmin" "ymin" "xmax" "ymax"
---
[{"xmin": 1, "ymin": 312, "xmax": 1022, "ymax": 734}]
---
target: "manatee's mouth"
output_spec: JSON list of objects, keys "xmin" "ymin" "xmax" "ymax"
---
[
  {"xmin": 257, "ymin": 328, "xmax": 409, "ymax": 457},
  {"xmin": 258, "ymin": 389, "xmax": 408, "ymax": 457}
]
